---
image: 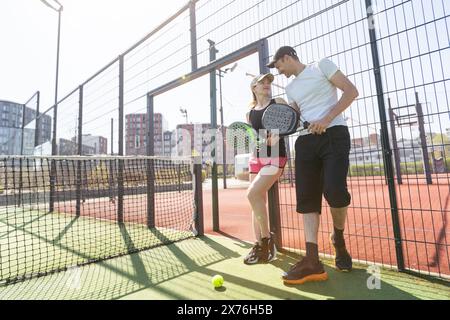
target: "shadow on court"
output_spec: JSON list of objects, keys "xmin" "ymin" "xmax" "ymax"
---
[{"xmin": 0, "ymin": 235, "xmax": 448, "ymax": 300}]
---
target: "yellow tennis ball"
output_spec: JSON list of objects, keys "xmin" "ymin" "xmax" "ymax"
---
[{"xmin": 212, "ymin": 275, "xmax": 224, "ymax": 288}]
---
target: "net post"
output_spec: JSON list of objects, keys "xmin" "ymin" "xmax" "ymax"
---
[
  {"xmin": 366, "ymin": 0, "xmax": 404, "ymax": 272},
  {"xmin": 117, "ymin": 160, "xmax": 124, "ymax": 223},
  {"xmin": 146, "ymin": 158, "xmax": 155, "ymax": 229},
  {"xmin": 76, "ymin": 85, "xmax": 83, "ymax": 217},
  {"xmin": 49, "ymin": 149, "xmax": 56, "ymax": 212},
  {"xmin": 117, "ymin": 55, "xmax": 125, "ymax": 223},
  {"xmin": 146, "ymin": 94, "xmax": 155, "ymax": 228},
  {"xmin": 193, "ymin": 156, "xmax": 204, "ymax": 236},
  {"xmin": 178, "ymin": 164, "xmax": 181, "ymax": 193},
  {"xmin": 18, "ymin": 158, "xmax": 23, "ymax": 206}
]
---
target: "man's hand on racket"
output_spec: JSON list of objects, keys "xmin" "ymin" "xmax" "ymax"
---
[{"xmin": 308, "ymin": 115, "xmax": 333, "ymax": 135}]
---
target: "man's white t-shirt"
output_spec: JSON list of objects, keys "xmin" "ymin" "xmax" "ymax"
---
[{"xmin": 285, "ymin": 58, "xmax": 347, "ymax": 136}]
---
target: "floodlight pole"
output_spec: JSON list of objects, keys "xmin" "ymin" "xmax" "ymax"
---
[
  {"xmin": 40, "ymin": 0, "xmax": 63, "ymax": 213},
  {"xmin": 40, "ymin": 0, "xmax": 63, "ymax": 156},
  {"xmin": 217, "ymin": 63, "xmax": 236, "ymax": 190},
  {"xmin": 217, "ymin": 72, "xmax": 227, "ymax": 189},
  {"xmin": 180, "ymin": 108, "xmax": 188, "ymax": 124}
]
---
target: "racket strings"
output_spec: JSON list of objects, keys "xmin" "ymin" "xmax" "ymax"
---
[{"xmin": 262, "ymin": 106, "xmax": 298, "ymax": 135}]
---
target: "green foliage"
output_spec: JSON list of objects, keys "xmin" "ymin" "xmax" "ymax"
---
[
  {"xmin": 348, "ymin": 158, "xmax": 450, "ymax": 177},
  {"xmin": 349, "ymin": 164, "xmax": 385, "ymax": 177},
  {"xmin": 88, "ymin": 162, "xmax": 112, "ymax": 187},
  {"xmin": 236, "ymin": 171, "xmax": 249, "ymax": 181}
]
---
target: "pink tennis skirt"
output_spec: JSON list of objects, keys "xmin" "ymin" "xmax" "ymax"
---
[{"xmin": 249, "ymin": 156, "xmax": 288, "ymax": 174}]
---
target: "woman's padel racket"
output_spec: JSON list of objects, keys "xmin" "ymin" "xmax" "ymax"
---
[
  {"xmin": 226, "ymin": 121, "xmax": 259, "ymax": 154},
  {"xmin": 261, "ymin": 103, "xmax": 310, "ymax": 136}
]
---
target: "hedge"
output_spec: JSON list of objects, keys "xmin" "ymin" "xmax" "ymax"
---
[{"xmin": 348, "ymin": 157, "xmax": 450, "ymax": 177}]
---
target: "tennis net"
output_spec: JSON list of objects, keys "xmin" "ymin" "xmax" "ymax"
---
[{"xmin": 0, "ymin": 156, "xmax": 203, "ymax": 284}]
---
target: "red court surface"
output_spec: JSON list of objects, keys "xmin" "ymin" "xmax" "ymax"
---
[{"xmin": 203, "ymin": 177, "xmax": 450, "ymax": 279}]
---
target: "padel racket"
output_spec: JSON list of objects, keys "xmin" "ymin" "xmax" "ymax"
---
[
  {"xmin": 226, "ymin": 121, "xmax": 260, "ymax": 154},
  {"xmin": 261, "ymin": 103, "xmax": 310, "ymax": 136}
]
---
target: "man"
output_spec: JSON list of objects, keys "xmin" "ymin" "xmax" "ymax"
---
[{"xmin": 267, "ymin": 46, "xmax": 359, "ymax": 285}]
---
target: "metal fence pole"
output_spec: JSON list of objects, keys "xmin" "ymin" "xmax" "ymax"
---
[
  {"xmin": 49, "ymin": 103, "xmax": 58, "ymax": 213},
  {"xmin": 189, "ymin": 0, "xmax": 198, "ymax": 72},
  {"xmin": 178, "ymin": 164, "xmax": 182, "ymax": 193},
  {"xmin": 49, "ymin": 101, "xmax": 58, "ymax": 213},
  {"xmin": 218, "ymin": 71, "xmax": 227, "ymax": 189},
  {"xmin": 208, "ymin": 40, "xmax": 219, "ymax": 232},
  {"xmin": 147, "ymin": 94, "xmax": 155, "ymax": 229},
  {"xmin": 20, "ymin": 104, "xmax": 26, "ymax": 156},
  {"xmin": 35, "ymin": 91, "xmax": 41, "ymax": 148},
  {"xmin": 286, "ymin": 138, "xmax": 294, "ymax": 187},
  {"xmin": 51, "ymin": 107, "xmax": 58, "ymax": 155},
  {"xmin": 118, "ymin": 55, "xmax": 124, "ymax": 223},
  {"xmin": 111, "ymin": 118, "xmax": 114, "ymax": 155},
  {"xmin": 76, "ymin": 85, "xmax": 83, "ymax": 217},
  {"xmin": 18, "ymin": 158, "xmax": 23, "ymax": 207},
  {"xmin": 49, "ymin": 33, "xmax": 60, "ymax": 213},
  {"xmin": 366, "ymin": 0, "xmax": 404, "ymax": 271},
  {"xmin": 193, "ymin": 157, "xmax": 204, "ymax": 236}
]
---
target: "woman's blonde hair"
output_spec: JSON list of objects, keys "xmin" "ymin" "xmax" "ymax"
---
[
  {"xmin": 248, "ymin": 73, "xmax": 274, "ymax": 109},
  {"xmin": 249, "ymin": 90, "xmax": 258, "ymax": 110}
]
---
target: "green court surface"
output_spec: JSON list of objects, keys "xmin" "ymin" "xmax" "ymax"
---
[
  {"xmin": 0, "ymin": 235, "xmax": 448, "ymax": 300},
  {"xmin": 0, "ymin": 207, "xmax": 193, "ymax": 283}
]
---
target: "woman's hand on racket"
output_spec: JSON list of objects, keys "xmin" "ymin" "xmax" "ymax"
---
[{"xmin": 308, "ymin": 115, "xmax": 333, "ymax": 135}]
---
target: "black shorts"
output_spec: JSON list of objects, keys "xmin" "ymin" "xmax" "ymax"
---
[{"xmin": 295, "ymin": 125, "xmax": 351, "ymax": 214}]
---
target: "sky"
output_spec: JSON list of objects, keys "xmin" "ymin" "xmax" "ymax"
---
[
  {"xmin": 0, "ymin": 0, "xmax": 261, "ymax": 143},
  {"xmin": 1, "ymin": 0, "xmax": 189, "ymax": 107}
]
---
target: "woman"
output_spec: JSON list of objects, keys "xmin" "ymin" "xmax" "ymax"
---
[{"xmin": 244, "ymin": 73, "xmax": 289, "ymax": 265}]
